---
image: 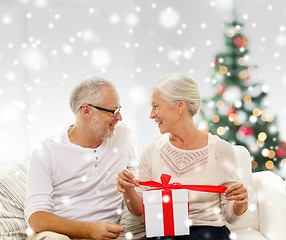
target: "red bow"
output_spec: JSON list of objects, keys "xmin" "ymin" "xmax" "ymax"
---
[
  {"xmin": 139, "ymin": 174, "xmax": 227, "ymax": 193},
  {"xmin": 140, "ymin": 174, "xmax": 227, "ymax": 236}
]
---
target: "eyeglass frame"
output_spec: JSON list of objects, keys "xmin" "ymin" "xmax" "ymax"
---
[{"xmin": 80, "ymin": 103, "xmax": 121, "ymax": 116}]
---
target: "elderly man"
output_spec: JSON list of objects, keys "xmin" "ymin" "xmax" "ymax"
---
[{"xmin": 25, "ymin": 77, "xmax": 136, "ymax": 240}]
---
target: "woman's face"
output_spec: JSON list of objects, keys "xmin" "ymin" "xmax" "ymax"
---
[{"xmin": 150, "ymin": 90, "xmax": 179, "ymax": 134}]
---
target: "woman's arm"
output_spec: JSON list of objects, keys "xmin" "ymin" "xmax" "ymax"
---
[
  {"xmin": 117, "ymin": 169, "xmax": 143, "ymax": 216},
  {"xmin": 225, "ymin": 182, "xmax": 248, "ymax": 216}
]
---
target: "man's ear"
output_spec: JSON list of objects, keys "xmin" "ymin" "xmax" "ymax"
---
[
  {"xmin": 177, "ymin": 99, "xmax": 186, "ymax": 114},
  {"xmin": 81, "ymin": 104, "xmax": 91, "ymax": 119}
]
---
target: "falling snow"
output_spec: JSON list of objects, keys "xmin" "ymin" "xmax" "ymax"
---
[{"xmin": 0, "ymin": 1, "xmax": 285, "ymax": 176}]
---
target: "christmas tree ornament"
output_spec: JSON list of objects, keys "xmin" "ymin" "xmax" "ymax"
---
[{"xmin": 239, "ymin": 125, "xmax": 254, "ymax": 136}]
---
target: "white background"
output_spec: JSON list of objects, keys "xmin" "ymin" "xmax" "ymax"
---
[{"xmin": 0, "ymin": 0, "xmax": 285, "ymax": 165}]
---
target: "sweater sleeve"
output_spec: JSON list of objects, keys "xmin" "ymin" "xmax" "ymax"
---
[
  {"xmin": 137, "ymin": 143, "xmax": 156, "ymax": 195},
  {"xmin": 213, "ymin": 138, "xmax": 240, "ymax": 224}
]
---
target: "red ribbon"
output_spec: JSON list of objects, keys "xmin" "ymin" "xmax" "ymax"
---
[
  {"xmin": 139, "ymin": 174, "xmax": 228, "ymax": 193},
  {"xmin": 140, "ymin": 174, "xmax": 227, "ymax": 236}
]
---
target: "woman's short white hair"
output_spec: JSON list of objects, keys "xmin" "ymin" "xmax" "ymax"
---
[
  {"xmin": 69, "ymin": 77, "xmax": 116, "ymax": 117},
  {"xmin": 153, "ymin": 74, "xmax": 200, "ymax": 116}
]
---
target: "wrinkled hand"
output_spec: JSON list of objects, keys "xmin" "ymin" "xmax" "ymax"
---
[
  {"xmin": 90, "ymin": 222, "xmax": 124, "ymax": 240},
  {"xmin": 117, "ymin": 169, "xmax": 140, "ymax": 193},
  {"xmin": 225, "ymin": 183, "xmax": 248, "ymax": 216}
]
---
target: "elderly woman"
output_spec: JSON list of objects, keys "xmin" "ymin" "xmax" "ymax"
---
[{"xmin": 117, "ymin": 74, "xmax": 248, "ymax": 240}]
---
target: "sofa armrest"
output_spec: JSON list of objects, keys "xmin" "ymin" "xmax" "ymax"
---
[{"xmin": 253, "ymin": 171, "xmax": 286, "ymax": 240}]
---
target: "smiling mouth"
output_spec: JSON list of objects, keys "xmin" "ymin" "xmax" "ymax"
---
[
  {"xmin": 156, "ymin": 121, "xmax": 163, "ymax": 126},
  {"xmin": 109, "ymin": 122, "xmax": 117, "ymax": 128}
]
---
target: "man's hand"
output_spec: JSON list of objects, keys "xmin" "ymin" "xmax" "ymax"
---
[
  {"xmin": 90, "ymin": 222, "xmax": 125, "ymax": 240},
  {"xmin": 29, "ymin": 211, "xmax": 124, "ymax": 240},
  {"xmin": 117, "ymin": 169, "xmax": 139, "ymax": 193},
  {"xmin": 225, "ymin": 182, "xmax": 248, "ymax": 216}
]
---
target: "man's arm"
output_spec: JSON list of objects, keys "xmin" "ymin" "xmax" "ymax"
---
[{"xmin": 29, "ymin": 211, "xmax": 124, "ymax": 240}]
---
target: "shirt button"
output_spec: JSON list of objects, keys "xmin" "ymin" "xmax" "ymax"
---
[{"xmin": 94, "ymin": 150, "xmax": 96, "ymax": 153}]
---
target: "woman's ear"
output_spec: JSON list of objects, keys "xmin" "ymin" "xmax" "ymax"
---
[{"xmin": 177, "ymin": 99, "xmax": 186, "ymax": 114}]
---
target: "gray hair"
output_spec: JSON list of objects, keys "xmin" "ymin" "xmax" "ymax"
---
[
  {"xmin": 70, "ymin": 77, "xmax": 116, "ymax": 116},
  {"xmin": 153, "ymin": 74, "xmax": 200, "ymax": 116}
]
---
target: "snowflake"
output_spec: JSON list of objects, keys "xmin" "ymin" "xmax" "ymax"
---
[
  {"xmin": 26, "ymin": 227, "xmax": 34, "ymax": 236},
  {"xmin": 185, "ymin": 219, "xmax": 193, "ymax": 227},
  {"xmin": 116, "ymin": 208, "xmax": 122, "ymax": 215},
  {"xmin": 34, "ymin": 0, "xmax": 48, "ymax": 9},
  {"xmin": 90, "ymin": 48, "xmax": 111, "ymax": 68},
  {"xmin": 248, "ymin": 203, "xmax": 257, "ymax": 212},
  {"xmin": 125, "ymin": 13, "xmax": 139, "ymax": 27},
  {"xmin": 129, "ymin": 85, "xmax": 148, "ymax": 105},
  {"xmin": 162, "ymin": 195, "xmax": 170, "ymax": 203},
  {"xmin": 125, "ymin": 232, "xmax": 133, "ymax": 239},
  {"xmin": 62, "ymin": 44, "xmax": 73, "ymax": 55},
  {"xmin": 110, "ymin": 14, "xmax": 120, "ymax": 25},
  {"xmin": 159, "ymin": 7, "xmax": 179, "ymax": 29},
  {"xmin": 2, "ymin": 15, "xmax": 12, "ymax": 25}
]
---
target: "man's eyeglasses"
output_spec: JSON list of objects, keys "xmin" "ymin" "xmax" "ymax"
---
[{"xmin": 81, "ymin": 104, "xmax": 121, "ymax": 116}]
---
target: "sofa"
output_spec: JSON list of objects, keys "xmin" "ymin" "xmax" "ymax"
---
[{"xmin": 0, "ymin": 146, "xmax": 285, "ymax": 240}]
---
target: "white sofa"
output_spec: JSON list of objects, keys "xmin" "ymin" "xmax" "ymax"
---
[
  {"xmin": 225, "ymin": 146, "xmax": 286, "ymax": 240},
  {"xmin": 0, "ymin": 146, "xmax": 285, "ymax": 240}
]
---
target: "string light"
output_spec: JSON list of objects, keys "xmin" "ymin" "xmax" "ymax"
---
[
  {"xmin": 243, "ymin": 96, "xmax": 252, "ymax": 103},
  {"xmin": 234, "ymin": 120, "xmax": 241, "ymax": 126},
  {"xmin": 212, "ymin": 115, "xmax": 220, "ymax": 123},
  {"xmin": 250, "ymin": 143, "xmax": 258, "ymax": 152},
  {"xmin": 248, "ymin": 66, "xmax": 255, "ymax": 72},
  {"xmin": 253, "ymin": 108, "xmax": 262, "ymax": 116},
  {"xmin": 258, "ymin": 132, "xmax": 267, "ymax": 141},
  {"xmin": 238, "ymin": 57, "xmax": 245, "ymax": 65},
  {"xmin": 252, "ymin": 161, "xmax": 258, "ymax": 169},
  {"xmin": 262, "ymin": 148, "xmax": 270, "ymax": 157},
  {"xmin": 216, "ymin": 100, "xmax": 224, "ymax": 108},
  {"xmin": 219, "ymin": 66, "xmax": 228, "ymax": 74},
  {"xmin": 268, "ymin": 150, "xmax": 276, "ymax": 159},
  {"xmin": 226, "ymin": 29, "xmax": 235, "ymax": 38},
  {"xmin": 228, "ymin": 113, "xmax": 236, "ymax": 122},
  {"xmin": 234, "ymin": 25, "xmax": 241, "ymax": 33},
  {"xmin": 217, "ymin": 126, "xmax": 225, "ymax": 135},
  {"xmin": 265, "ymin": 160, "xmax": 274, "ymax": 170},
  {"xmin": 257, "ymin": 139, "xmax": 265, "ymax": 147},
  {"xmin": 261, "ymin": 109, "xmax": 274, "ymax": 122},
  {"xmin": 238, "ymin": 70, "xmax": 248, "ymax": 79}
]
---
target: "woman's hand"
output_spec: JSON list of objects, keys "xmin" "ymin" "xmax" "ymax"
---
[
  {"xmin": 117, "ymin": 169, "xmax": 140, "ymax": 193},
  {"xmin": 225, "ymin": 183, "xmax": 248, "ymax": 216}
]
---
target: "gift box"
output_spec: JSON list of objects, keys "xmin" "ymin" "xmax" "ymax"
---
[
  {"xmin": 143, "ymin": 188, "xmax": 190, "ymax": 237},
  {"xmin": 139, "ymin": 174, "xmax": 227, "ymax": 238}
]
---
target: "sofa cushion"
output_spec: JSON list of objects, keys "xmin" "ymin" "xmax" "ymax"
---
[
  {"xmin": 231, "ymin": 229, "xmax": 268, "ymax": 240},
  {"xmin": 0, "ymin": 158, "xmax": 28, "ymax": 239},
  {"xmin": 118, "ymin": 201, "xmax": 145, "ymax": 239}
]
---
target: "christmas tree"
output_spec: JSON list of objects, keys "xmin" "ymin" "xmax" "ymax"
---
[{"xmin": 199, "ymin": 17, "xmax": 286, "ymax": 175}]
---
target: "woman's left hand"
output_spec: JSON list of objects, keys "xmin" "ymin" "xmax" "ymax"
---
[{"xmin": 225, "ymin": 183, "xmax": 248, "ymax": 216}]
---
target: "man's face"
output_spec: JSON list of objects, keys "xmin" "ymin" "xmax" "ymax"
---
[{"xmin": 89, "ymin": 87, "xmax": 122, "ymax": 139}]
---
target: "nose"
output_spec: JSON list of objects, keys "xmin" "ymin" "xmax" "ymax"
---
[
  {"xmin": 115, "ymin": 111, "xmax": 122, "ymax": 121},
  {"xmin": 149, "ymin": 108, "xmax": 156, "ymax": 119}
]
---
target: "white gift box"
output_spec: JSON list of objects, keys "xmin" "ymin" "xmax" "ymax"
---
[{"xmin": 143, "ymin": 189, "xmax": 190, "ymax": 237}]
